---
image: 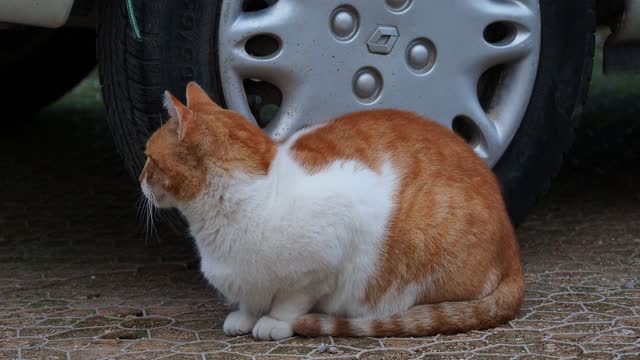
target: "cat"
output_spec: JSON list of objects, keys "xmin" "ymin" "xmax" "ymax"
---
[{"xmin": 139, "ymin": 81, "xmax": 524, "ymax": 340}]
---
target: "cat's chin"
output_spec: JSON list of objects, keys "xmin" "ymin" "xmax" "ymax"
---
[
  {"xmin": 155, "ymin": 192, "xmax": 166, "ymax": 203},
  {"xmin": 154, "ymin": 193, "xmax": 174, "ymax": 209},
  {"xmin": 145, "ymin": 190, "xmax": 173, "ymax": 209}
]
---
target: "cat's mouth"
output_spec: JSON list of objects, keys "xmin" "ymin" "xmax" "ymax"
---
[
  {"xmin": 140, "ymin": 179, "xmax": 167, "ymax": 208},
  {"xmin": 146, "ymin": 187, "xmax": 173, "ymax": 209},
  {"xmin": 154, "ymin": 192, "xmax": 166, "ymax": 204}
]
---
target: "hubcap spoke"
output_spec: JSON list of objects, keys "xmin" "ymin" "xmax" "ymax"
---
[
  {"xmin": 466, "ymin": 31, "xmax": 536, "ymax": 74},
  {"xmin": 459, "ymin": 94, "xmax": 503, "ymax": 164},
  {"xmin": 452, "ymin": 0, "xmax": 539, "ymax": 76},
  {"xmin": 221, "ymin": 0, "xmax": 319, "ymax": 87},
  {"xmin": 223, "ymin": 1, "xmax": 298, "ymax": 47},
  {"xmin": 226, "ymin": 48, "xmax": 301, "ymax": 90},
  {"xmin": 467, "ymin": 0, "xmax": 539, "ymax": 29},
  {"xmin": 430, "ymin": 78, "xmax": 502, "ymax": 164}
]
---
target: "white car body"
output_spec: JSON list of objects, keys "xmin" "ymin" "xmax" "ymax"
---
[
  {"xmin": 2, "ymin": 0, "xmax": 640, "ymax": 43},
  {"xmin": 0, "ymin": 0, "xmax": 75, "ymax": 28}
]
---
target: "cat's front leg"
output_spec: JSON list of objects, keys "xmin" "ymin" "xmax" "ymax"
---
[
  {"xmin": 223, "ymin": 305, "xmax": 258, "ymax": 336},
  {"xmin": 252, "ymin": 292, "xmax": 314, "ymax": 341}
]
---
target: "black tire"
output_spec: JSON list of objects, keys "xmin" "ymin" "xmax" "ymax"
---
[
  {"xmin": 98, "ymin": 0, "xmax": 595, "ymax": 226},
  {"xmin": 2, "ymin": 27, "xmax": 96, "ymax": 118},
  {"xmin": 97, "ymin": 0, "xmax": 224, "ymax": 177},
  {"xmin": 493, "ymin": 1, "xmax": 596, "ymax": 224}
]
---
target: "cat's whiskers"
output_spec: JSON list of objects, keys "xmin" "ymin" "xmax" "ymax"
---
[
  {"xmin": 146, "ymin": 192, "xmax": 158, "ymax": 237},
  {"xmin": 136, "ymin": 192, "xmax": 150, "ymax": 231},
  {"xmin": 135, "ymin": 193, "xmax": 147, "ymax": 229},
  {"xmin": 137, "ymin": 189, "xmax": 160, "ymax": 242}
]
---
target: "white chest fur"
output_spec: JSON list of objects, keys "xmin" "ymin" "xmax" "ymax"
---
[{"xmin": 182, "ymin": 146, "xmax": 398, "ymax": 317}]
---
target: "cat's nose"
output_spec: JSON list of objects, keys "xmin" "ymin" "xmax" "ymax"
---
[
  {"xmin": 138, "ymin": 167, "xmax": 149, "ymax": 184},
  {"xmin": 139, "ymin": 158, "xmax": 150, "ymax": 183}
]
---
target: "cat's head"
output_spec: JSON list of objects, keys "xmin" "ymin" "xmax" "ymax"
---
[{"xmin": 139, "ymin": 82, "xmax": 275, "ymax": 209}]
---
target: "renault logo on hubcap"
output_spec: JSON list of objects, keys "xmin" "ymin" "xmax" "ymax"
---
[{"xmin": 366, "ymin": 25, "xmax": 399, "ymax": 55}]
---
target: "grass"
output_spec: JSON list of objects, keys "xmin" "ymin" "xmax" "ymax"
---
[
  {"xmin": 50, "ymin": 69, "xmax": 105, "ymax": 115},
  {"xmin": 590, "ymin": 31, "xmax": 640, "ymax": 97}
]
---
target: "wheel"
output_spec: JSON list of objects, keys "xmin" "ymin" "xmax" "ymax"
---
[
  {"xmin": 1, "ymin": 27, "xmax": 97, "ymax": 118},
  {"xmin": 98, "ymin": 0, "xmax": 595, "ymax": 226}
]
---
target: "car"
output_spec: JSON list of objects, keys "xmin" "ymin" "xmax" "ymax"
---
[{"xmin": 2, "ymin": 0, "xmax": 639, "ymax": 225}]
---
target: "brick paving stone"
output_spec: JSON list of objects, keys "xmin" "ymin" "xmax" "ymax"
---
[
  {"xmin": 45, "ymin": 338, "xmax": 94, "ymax": 351},
  {"xmin": 484, "ymin": 330, "xmax": 545, "ymax": 345},
  {"xmin": 205, "ymin": 353, "xmax": 252, "ymax": 360},
  {"xmin": 269, "ymin": 345, "xmax": 317, "ymax": 356},
  {"xmin": 1, "ymin": 75, "xmax": 639, "ymax": 359},
  {"xmin": 469, "ymin": 356, "xmax": 511, "ymax": 360},
  {"xmin": 420, "ymin": 355, "xmax": 468, "ymax": 360},
  {"xmin": 310, "ymin": 345, "xmax": 360, "ymax": 358},
  {"xmin": 121, "ymin": 317, "xmax": 174, "ymax": 329},
  {"xmin": 69, "ymin": 348, "xmax": 123, "ymax": 360},
  {"xmin": 173, "ymin": 319, "xmax": 218, "ymax": 331},
  {"xmin": 277, "ymin": 337, "xmax": 333, "ymax": 347},
  {"xmin": 36, "ymin": 318, "xmax": 80, "ymax": 327},
  {"xmin": 146, "ymin": 307, "xmax": 193, "ymax": 317},
  {"xmin": 150, "ymin": 328, "xmax": 198, "ymax": 342},
  {"xmin": 47, "ymin": 326, "xmax": 120, "ymax": 340},
  {"xmin": 126, "ymin": 339, "xmax": 175, "ymax": 352},
  {"xmin": 332, "ymin": 338, "xmax": 382, "ymax": 349},
  {"xmin": 615, "ymin": 317, "xmax": 640, "ymax": 327},
  {"xmin": 228, "ymin": 343, "xmax": 278, "ymax": 355},
  {"xmin": 0, "ymin": 350, "xmax": 19, "ymax": 360},
  {"xmin": 475, "ymin": 344, "xmax": 528, "ymax": 355},
  {"xmin": 113, "ymin": 352, "xmax": 174, "ymax": 360},
  {"xmin": 0, "ymin": 337, "xmax": 46, "ymax": 349},
  {"xmin": 417, "ymin": 340, "xmax": 489, "ymax": 354},
  {"xmin": 75, "ymin": 315, "xmax": 123, "ymax": 328},
  {"xmin": 101, "ymin": 329, "xmax": 149, "ymax": 341},
  {"xmin": 197, "ymin": 330, "xmax": 230, "ymax": 342},
  {"xmin": 0, "ymin": 330, "xmax": 17, "ymax": 340},
  {"xmin": 18, "ymin": 326, "xmax": 71, "ymax": 338},
  {"xmin": 527, "ymin": 342, "xmax": 584, "ymax": 357},
  {"xmin": 359, "ymin": 350, "xmax": 415, "ymax": 359},
  {"xmin": 20, "ymin": 347, "xmax": 67, "ymax": 360},
  {"xmin": 379, "ymin": 338, "xmax": 436, "ymax": 348},
  {"xmin": 171, "ymin": 340, "xmax": 228, "ymax": 353}
]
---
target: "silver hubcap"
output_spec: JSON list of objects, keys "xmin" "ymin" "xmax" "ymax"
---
[{"xmin": 218, "ymin": 0, "xmax": 541, "ymax": 166}]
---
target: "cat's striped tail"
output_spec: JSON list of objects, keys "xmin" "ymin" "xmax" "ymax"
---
[{"xmin": 293, "ymin": 274, "xmax": 524, "ymax": 337}]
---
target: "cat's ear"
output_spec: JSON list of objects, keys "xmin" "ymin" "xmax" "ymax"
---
[
  {"xmin": 163, "ymin": 90, "xmax": 193, "ymax": 141},
  {"xmin": 186, "ymin": 81, "xmax": 223, "ymax": 112}
]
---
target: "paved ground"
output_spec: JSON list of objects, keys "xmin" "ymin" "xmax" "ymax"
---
[{"xmin": 1, "ymin": 51, "xmax": 640, "ymax": 358}]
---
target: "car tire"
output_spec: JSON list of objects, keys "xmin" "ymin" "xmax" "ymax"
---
[
  {"xmin": 98, "ymin": 0, "xmax": 595, "ymax": 227},
  {"xmin": 493, "ymin": 1, "xmax": 596, "ymax": 224},
  {"xmin": 2, "ymin": 27, "xmax": 97, "ymax": 120}
]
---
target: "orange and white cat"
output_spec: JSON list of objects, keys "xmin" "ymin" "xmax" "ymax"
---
[{"xmin": 139, "ymin": 82, "xmax": 524, "ymax": 340}]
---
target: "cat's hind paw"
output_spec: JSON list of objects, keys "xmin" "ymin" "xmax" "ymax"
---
[
  {"xmin": 224, "ymin": 310, "xmax": 257, "ymax": 336},
  {"xmin": 252, "ymin": 315, "xmax": 294, "ymax": 341}
]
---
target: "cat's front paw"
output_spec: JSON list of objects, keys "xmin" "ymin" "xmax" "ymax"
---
[
  {"xmin": 224, "ymin": 310, "xmax": 257, "ymax": 336},
  {"xmin": 252, "ymin": 316, "xmax": 293, "ymax": 341}
]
